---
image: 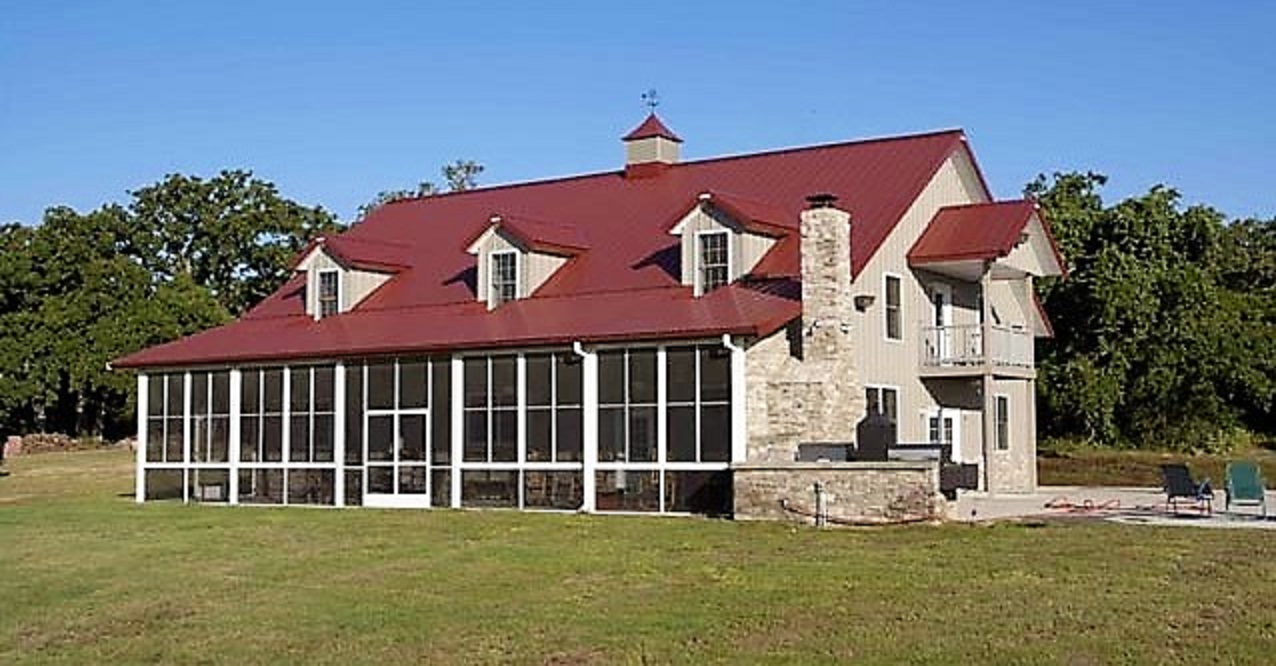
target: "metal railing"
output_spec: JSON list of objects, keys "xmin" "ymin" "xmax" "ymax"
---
[{"xmin": 919, "ymin": 324, "xmax": 1033, "ymax": 369}]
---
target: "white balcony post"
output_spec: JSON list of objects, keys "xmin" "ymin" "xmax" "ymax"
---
[{"xmin": 980, "ymin": 262, "xmax": 994, "ymax": 491}]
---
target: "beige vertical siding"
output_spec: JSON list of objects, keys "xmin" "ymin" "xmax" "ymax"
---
[
  {"xmin": 625, "ymin": 137, "xmax": 679, "ymax": 164},
  {"xmin": 1001, "ymin": 214, "xmax": 1057, "ymax": 276},
  {"xmin": 849, "ymin": 149, "xmax": 989, "ymax": 444}
]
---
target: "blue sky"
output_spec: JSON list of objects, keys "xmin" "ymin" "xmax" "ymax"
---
[{"xmin": 2, "ymin": 1, "xmax": 1273, "ymax": 225}]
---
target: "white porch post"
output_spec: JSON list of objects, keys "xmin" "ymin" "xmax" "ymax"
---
[
  {"xmin": 182, "ymin": 371, "xmax": 192, "ymax": 503},
  {"xmin": 281, "ymin": 366, "xmax": 291, "ymax": 505},
  {"xmin": 516, "ymin": 354, "xmax": 527, "ymax": 509},
  {"xmin": 229, "ymin": 368, "xmax": 242, "ymax": 505},
  {"xmin": 723, "ymin": 334, "xmax": 747, "ymax": 463},
  {"xmin": 334, "ymin": 362, "xmax": 346, "ymax": 507},
  {"xmin": 135, "ymin": 373, "xmax": 147, "ymax": 503},
  {"xmin": 576, "ymin": 342, "xmax": 598, "ymax": 513},
  {"xmin": 656, "ymin": 346, "xmax": 667, "ymax": 465},
  {"xmin": 450, "ymin": 355, "xmax": 463, "ymax": 508}
]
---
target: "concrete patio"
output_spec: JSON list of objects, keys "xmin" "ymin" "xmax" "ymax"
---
[{"xmin": 952, "ymin": 486, "xmax": 1276, "ymax": 529}]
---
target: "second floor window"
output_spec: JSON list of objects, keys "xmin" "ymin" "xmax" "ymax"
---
[
  {"xmin": 884, "ymin": 274, "xmax": 902, "ymax": 340},
  {"xmin": 698, "ymin": 231, "xmax": 729, "ymax": 294},
  {"xmin": 490, "ymin": 251, "xmax": 518, "ymax": 306},
  {"xmin": 318, "ymin": 270, "xmax": 339, "ymax": 318}
]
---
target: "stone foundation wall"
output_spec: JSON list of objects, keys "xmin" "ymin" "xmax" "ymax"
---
[{"xmin": 733, "ymin": 462, "xmax": 944, "ymax": 524}]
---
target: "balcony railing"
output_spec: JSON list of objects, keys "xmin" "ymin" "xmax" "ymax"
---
[{"xmin": 919, "ymin": 324, "xmax": 1033, "ymax": 371}]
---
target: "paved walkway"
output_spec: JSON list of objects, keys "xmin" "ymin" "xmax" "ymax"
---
[{"xmin": 952, "ymin": 486, "xmax": 1276, "ymax": 529}]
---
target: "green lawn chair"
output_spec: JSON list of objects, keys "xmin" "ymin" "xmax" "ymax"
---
[{"xmin": 1225, "ymin": 461, "xmax": 1268, "ymax": 518}]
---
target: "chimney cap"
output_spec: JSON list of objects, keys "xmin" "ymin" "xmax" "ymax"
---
[{"xmin": 805, "ymin": 193, "xmax": 839, "ymax": 209}]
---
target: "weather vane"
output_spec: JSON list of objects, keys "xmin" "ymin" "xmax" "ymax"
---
[{"xmin": 641, "ymin": 89, "xmax": 660, "ymax": 111}]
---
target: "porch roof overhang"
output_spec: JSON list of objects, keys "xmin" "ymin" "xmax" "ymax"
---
[{"xmin": 907, "ymin": 200, "xmax": 1067, "ymax": 281}]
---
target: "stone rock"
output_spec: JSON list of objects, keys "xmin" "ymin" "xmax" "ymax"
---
[
  {"xmin": 18, "ymin": 433, "xmax": 77, "ymax": 454},
  {"xmin": 3, "ymin": 435, "xmax": 20, "ymax": 458}
]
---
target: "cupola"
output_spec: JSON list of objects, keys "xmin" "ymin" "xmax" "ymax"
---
[{"xmin": 622, "ymin": 113, "xmax": 682, "ymax": 178}]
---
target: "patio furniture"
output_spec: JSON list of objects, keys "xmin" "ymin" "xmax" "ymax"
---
[
  {"xmin": 1160, "ymin": 464, "xmax": 1213, "ymax": 515},
  {"xmin": 1225, "ymin": 461, "xmax": 1268, "ymax": 518}
]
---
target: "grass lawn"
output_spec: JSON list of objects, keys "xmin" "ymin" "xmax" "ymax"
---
[
  {"xmin": 1039, "ymin": 446, "xmax": 1276, "ymax": 487},
  {"xmin": 3, "ymin": 450, "xmax": 1276, "ymax": 664}
]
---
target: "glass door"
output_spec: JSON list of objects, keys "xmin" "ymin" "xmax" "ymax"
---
[{"xmin": 363, "ymin": 361, "xmax": 434, "ymax": 508}]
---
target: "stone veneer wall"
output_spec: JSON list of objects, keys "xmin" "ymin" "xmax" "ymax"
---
[
  {"xmin": 734, "ymin": 462, "xmax": 944, "ymax": 524},
  {"xmin": 742, "ymin": 203, "xmax": 867, "ymax": 463}
]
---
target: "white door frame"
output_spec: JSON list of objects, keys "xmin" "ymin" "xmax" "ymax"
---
[
  {"xmin": 363, "ymin": 361, "xmax": 433, "ymax": 509},
  {"xmin": 931, "ymin": 284, "xmax": 954, "ymax": 364},
  {"xmin": 923, "ymin": 406, "xmax": 962, "ymax": 463}
]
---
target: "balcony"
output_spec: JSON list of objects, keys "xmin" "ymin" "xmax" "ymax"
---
[{"xmin": 919, "ymin": 324, "xmax": 1034, "ymax": 378}]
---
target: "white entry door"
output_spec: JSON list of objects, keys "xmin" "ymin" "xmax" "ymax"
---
[
  {"xmin": 926, "ymin": 408, "xmax": 962, "ymax": 463},
  {"xmin": 364, "ymin": 412, "xmax": 432, "ymax": 508},
  {"xmin": 931, "ymin": 284, "xmax": 954, "ymax": 364}
]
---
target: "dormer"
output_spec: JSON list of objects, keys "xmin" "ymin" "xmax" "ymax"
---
[
  {"xmin": 291, "ymin": 236, "xmax": 410, "ymax": 320},
  {"xmin": 622, "ymin": 113, "xmax": 682, "ymax": 179},
  {"xmin": 464, "ymin": 214, "xmax": 587, "ymax": 309},
  {"xmin": 667, "ymin": 191, "xmax": 795, "ymax": 296}
]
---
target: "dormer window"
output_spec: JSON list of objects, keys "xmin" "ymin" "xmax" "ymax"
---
[
  {"xmin": 291, "ymin": 235, "xmax": 408, "ymax": 320},
  {"xmin": 464, "ymin": 213, "xmax": 587, "ymax": 310},
  {"xmin": 668, "ymin": 191, "xmax": 794, "ymax": 296},
  {"xmin": 489, "ymin": 250, "xmax": 519, "ymax": 307},
  {"xmin": 697, "ymin": 231, "xmax": 730, "ymax": 295},
  {"xmin": 317, "ymin": 269, "xmax": 340, "ymax": 318}
]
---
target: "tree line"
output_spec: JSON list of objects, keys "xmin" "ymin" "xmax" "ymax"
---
[
  {"xmin": 0, "ymin": 166, "xmax": 1271, "ymax": 449},
  {"xmin": 0, "ymin": 162, "xmax": 481, "ymax": 439},
  {"xmin": 1029, "ymin": 173, "xmax": 1273, "ymax": 449}
]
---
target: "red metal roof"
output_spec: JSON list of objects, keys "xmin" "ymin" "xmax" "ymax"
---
[
  {"xmin": 465, "ymin": 213, "xmax": 589, "ymax": 257},
  {"xmin": 116, "ymin": 129, "xmax": 974, "ymax": 369},
  {"xmin": 622, "ymin": 113, "xmax": 683, "ymax": 142},
  {"xmin": 680, "ymin": 190, "xmax": 796, "ymax": 238},
  {"xmin": 291, "ymin": 234, "xmax": 416, "ymax": 273},
  {"xmin": 908, "ymin": 199, "xmax": 1068, "ymax": 278},
  {"xmin": 908, "ymin": 200, "xmax": 1038, "ymax": 264}
]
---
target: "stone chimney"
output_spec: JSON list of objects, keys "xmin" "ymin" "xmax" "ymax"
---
[
  {"xmin": 622, "ymin": 113, "xmax": 681, "ymax": 178},
  {"xmin": 800, "ymin": 194, "xmax": 854, "ymax": 364},
  {"xmin": 792, "ymin": 194, "xmax": 863, "ymax": 445},
  {"xmin": 752, "ymin": 194, "xmax": 866, "ymax": 461}
]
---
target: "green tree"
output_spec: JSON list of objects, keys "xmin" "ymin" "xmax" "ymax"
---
[
  {"xmin": 127, "ymin": 170, "xmax": 340, "ymax": 316},
  {"xmin": 1027, "ymin": 173, "xmax": 1274, "ymax": 449},
  {"xmin": 0, "ymin": 170, "xmax": 333, "ymax": 439},
  {"xmin": 356, "ymin": 159, "xmax": 484, "ymax": 220}
]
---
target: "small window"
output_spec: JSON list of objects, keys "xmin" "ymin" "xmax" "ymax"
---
[
  {"xmin": 697, "ymin": 231, "xmax": 729, "ymax": 294},
  {"xmin": 489, "ymin": 251, "xmax": 518, "ymax": 306},
  {"xmin": 884, "ymin": 274, "xmax": 902, "ymax": 340},
  {"xmin": 318, "ymin": 270, "xmax": 340, "ymax": 318},
  {"xmin": 995, "ymin": 395, "xmax": 1010, "ymax": 450},
  {"xmin": 865, "ymin": 386, "xmax": 899, "ymax": 441}
]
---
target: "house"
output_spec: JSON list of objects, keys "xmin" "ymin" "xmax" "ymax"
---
[{"xmin": 115, "ymin": 114, "xmax": 1066, "ymax": 520}]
